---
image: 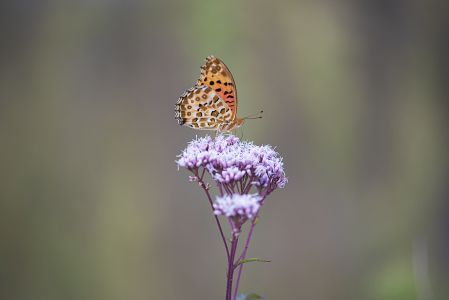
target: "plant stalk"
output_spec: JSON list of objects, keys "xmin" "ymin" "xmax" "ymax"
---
[
  {"xmin": 196, "ymin": 170, "xmax": 230, "ymax": 259},
  {"xmin": 232, "ymin": 218, "xmax": 257, "ymax": 300},
  {"xmin": 226, "ymin": 234, "xmax": 239, "ymax": 300}
]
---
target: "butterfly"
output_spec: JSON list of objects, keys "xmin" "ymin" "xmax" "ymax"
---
[{"xmin": 175, "ymin": 55, "xmax": 262, "ymax": 132}]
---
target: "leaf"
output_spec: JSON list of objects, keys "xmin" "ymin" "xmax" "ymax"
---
[
  {"xmin": 237, "ymin": 293, "xmax": 264, "ymax": 300},
  {"xmin": 234, "ymin": 258, "xmax": 271, "ymax": 269}
]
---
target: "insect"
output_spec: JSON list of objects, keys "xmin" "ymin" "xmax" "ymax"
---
[{"xmin": 175, "ymin": 55, "xmax": 262, "ymax": 132}]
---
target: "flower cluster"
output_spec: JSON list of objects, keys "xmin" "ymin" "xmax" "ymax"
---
[
  {"xmin": 214, "ymin": 193, "xmax": 262, "ymax": 220},
  {"xmin": 177, "ymin": 135, "xmax": 287, "ymax": 196}
]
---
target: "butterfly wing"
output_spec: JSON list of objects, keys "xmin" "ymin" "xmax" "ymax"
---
[
  {"xmin": 196, "ymin": 55, "xmax": 238, "ymax": 119},
  {"xmin": 175, "ymin": 86, "xmax": 233, "ymax": 130}
]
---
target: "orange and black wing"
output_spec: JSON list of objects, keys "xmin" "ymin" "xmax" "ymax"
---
[
  {"xmin": 196, "ymin": 55, "xmax": 238, "ymax": 119},
  {"xmin": 175, "ymin": 86, "xmax": 233, "ymax": 130}
]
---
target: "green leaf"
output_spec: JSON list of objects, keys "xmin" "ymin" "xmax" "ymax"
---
[
  {"xmin": 234, "ymin": 258, "xmax": 271, "ymax": 269},
  {"xmin": 237, "ymin": 293, "xmax": 264, "ymax": 300}
]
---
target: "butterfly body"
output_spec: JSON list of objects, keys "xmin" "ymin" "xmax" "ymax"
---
[{"xmin": 175, "ymin": 56, "xmax": 245, "ymax": 132}]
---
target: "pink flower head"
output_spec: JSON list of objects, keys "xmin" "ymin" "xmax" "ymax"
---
[
  {"xmin": 177, "ymin": 135, "xmax": 287, "ymax": 195},
  {"xmin": 213, "ymin": 193, "xmax": 262, "ymax": 219}
]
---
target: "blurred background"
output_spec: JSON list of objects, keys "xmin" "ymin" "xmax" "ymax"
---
[{"xmin": 1, "ymin": 1, "xmax": 448, "ymax": 299}]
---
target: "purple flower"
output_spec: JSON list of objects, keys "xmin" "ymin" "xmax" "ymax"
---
[
  {"xmin": 176, "ymin": 135, "xmax": 287, "ymax": 195},
  {"xmin": 213, "ymin": 193, "xmax": 262, "ymax": 234},
  {"xmin": 213, "ymin": 193, "xmax": 262, "ymax": 220}
]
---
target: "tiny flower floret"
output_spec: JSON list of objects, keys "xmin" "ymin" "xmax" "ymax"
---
[
  {"xmin": 213, "ymin": 194, "xmax": 262, "ymax": 219},
  {"xmin": 176, "ymin": 135, "xmax": 287, "ymax": 193}
]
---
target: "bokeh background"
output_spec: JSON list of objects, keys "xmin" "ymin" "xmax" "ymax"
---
[{"xmin": 1, "ymin": 1, "xmax": 448, "ymax": 299}]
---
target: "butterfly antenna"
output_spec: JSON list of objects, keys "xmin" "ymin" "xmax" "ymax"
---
[{"xmin": 243, "ymin": 110, "xmax": 264, "ymax": 120}]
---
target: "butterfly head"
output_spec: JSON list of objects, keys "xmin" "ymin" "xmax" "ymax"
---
[
  {"xmin": 236, "ymin": 118, "xmax": 246, "ymax": 127},
  {"xmin": 218, "ymin": 111, "xmax": 263, "ymax": 132},
  {"xmin": 218, "ymin": 118, "xmax": 244, "ymax": 132}
]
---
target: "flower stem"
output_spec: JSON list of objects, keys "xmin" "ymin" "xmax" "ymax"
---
[
  {"xmin": 195, "ymin": 170, "xmax": 230, "ymax": 259},
  {"xmin": 233, "ymin": 218, "xmax": 257, "ymax": 300},
  {"xmin": 226, "ymin": 234, "xmax": 239, "ymax": 300}
]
